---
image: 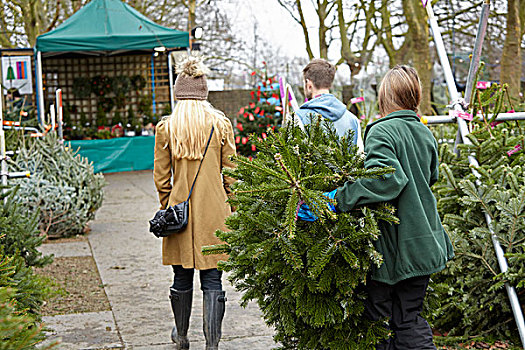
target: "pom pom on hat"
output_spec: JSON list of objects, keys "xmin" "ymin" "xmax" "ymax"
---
[
  {"xmin": 174, "ymin": 54, "xmax": 209, "ymax": 100},
  {"xmin": 176, "ymin": 55, "xmax": 210, "ymax": 77}
]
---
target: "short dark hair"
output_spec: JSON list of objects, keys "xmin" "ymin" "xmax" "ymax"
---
[{"xmin": 302, "ymin": 59, "xmax": 335, "ymax": 89}]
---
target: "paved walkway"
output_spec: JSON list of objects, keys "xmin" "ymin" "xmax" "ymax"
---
[{"xmin": 42, "ymin": 170, "xmax": 276, "ymax": 349}]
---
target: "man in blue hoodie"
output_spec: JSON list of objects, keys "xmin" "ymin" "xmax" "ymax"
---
[{"xmin": 295, "ymin": 59, "xmax": 364, "ymax": 151}]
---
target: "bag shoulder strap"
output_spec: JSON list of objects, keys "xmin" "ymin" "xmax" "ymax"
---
[{"xmin": 186, "ymin": 126, "xmax": 214, "ymax": 201}]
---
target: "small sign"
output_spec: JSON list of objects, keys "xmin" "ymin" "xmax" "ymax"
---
[
  {"xmin": 2, "ymin": 56, "xmax": 33, "ymax": 95},
  {"xmin": 351, "ymin": 96, "xmax": 364, "ymax": 104},
  {"xmin": 449, "ymin": 110, "xmax": 473, "ymax": 121},
  {"xmin": 507, "ymin": 144, "xmax": 522, "ymax": 156},
  {"xmin": 476, "ymin": 81, "xmax": 490, "ymax": 89}
]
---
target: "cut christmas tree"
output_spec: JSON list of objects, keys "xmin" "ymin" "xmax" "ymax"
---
[
  {"xmin": 8, "ymin": 131, "xmax": 105, "ymax": 238},
  {"xmin": 430, "ymin": 81, "xmax": 525, "ymax": 345},
  {"xmin": 0, "ymin": 188, "xmax": 57, "ymax": 349},
  {"xmin": 204, "ymin": 117, "xmax": 398, "ymax": 349}
]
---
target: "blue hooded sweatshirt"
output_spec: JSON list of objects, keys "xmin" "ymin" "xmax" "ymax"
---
[{"xmin": 295, "ymin": 94, "xmax": 363, "ymax": 150}]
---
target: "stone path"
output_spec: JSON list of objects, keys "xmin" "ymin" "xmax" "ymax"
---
[{"xmin": 41, "ymin": 170, "xmax": 277, "ymax": 349}]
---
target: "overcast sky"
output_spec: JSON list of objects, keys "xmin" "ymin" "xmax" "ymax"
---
[
  {"xmin": 220, "ymin": 0, "xmax": 359, "ymax": 83},
  {"xmin": 224, "ymin": 0, "xmax": 317, "ymax": 59}
]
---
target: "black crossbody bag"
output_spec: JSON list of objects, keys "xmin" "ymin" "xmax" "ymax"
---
[{"xmin": 149, "ymin": 126, "xmax": 214, "ymax": 238}]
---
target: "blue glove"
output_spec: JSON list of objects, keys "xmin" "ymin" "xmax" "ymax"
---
[
  {"xmin": 297, "ymin": 202, "xmax": 318, "ymax": 222},
  {"xmin": 324, "ymin": 189, "xmax": 337, "ymax": 212},
  {"xmin": 297, "ymin": 190, "xmax": 338, "ymax": 222}
]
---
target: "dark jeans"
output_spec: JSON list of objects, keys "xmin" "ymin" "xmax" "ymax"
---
[
  {"xmin": 363, "ymin": 275, "xmax": 436, "ymax": 350},
  {"xmin": 171, "ymin": 265, "xmax": 222, "ymax": 291}
]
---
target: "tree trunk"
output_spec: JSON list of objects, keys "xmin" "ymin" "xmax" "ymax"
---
[
  {"xmin": 25, "ymin": 0, "xmax": 45, "ymax": 47},
  {"xmin": 501, "ymin": 0, "xmax": 521, "ymax": 102},
  {"xmin": 187, "ymin": 0, "xmax": 196, "ymax": 33},
  {"xmin": 317, "ymin": 0, "xmax": 328, "ymax": 59},
  {"xmin": 295, "ymin": 0, "xmax": 314, "ymax": 59},
  {"xmin": 337, "ymin": 0, "xmax": 375, "ymax": 77},
  {"xmin": 377, "ymin": 1, "xmax": 400, "ymax": 67},
  {"xmin": 337, "ymin": 0, "xmax": 358, "ymax": 74},
  {"xmin": 403, "ymin": 0, "xmax": 432, "ymax": 115}
]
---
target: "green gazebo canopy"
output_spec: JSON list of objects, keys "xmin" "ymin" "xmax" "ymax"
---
[{"xmin": 36, "ymin": 0, "xmax": 189, "ymax": 53}]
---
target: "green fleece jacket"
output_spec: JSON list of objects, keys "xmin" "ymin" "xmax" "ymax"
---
[{"xmin": 335, "ymin": 110, "xmax": 454, "ymax": 285}]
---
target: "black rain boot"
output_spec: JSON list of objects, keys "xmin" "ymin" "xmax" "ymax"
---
[
  {"xmin": 169, "ymin": 288, "xmax": 193, "ymax": 349},
  {"xmin": 203, "ymin": 290, "xmax": 227, "ymax": 350}
]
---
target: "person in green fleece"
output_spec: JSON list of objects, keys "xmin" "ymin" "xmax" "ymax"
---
[{"xmin": 299, "ymin": 65, "xmax": 454, "ymax": 349}]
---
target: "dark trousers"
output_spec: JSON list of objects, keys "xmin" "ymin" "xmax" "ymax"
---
[
  {"xmin": 363, "ymin": 275, "xmax": 436, "ymax": 350},
  {"xmin": 171, "ymin": 265, "xmax": 222, "ymax": 291}
]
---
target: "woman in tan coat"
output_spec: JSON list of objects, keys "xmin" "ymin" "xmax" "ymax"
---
[{"xmin": 153, "ymin": 56, "xmax": 235, "ymax": 350}]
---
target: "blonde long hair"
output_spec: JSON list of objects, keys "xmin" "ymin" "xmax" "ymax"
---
[{"xmin": 166, "ymin": 100, "xmax": 230, "ymax": 160}]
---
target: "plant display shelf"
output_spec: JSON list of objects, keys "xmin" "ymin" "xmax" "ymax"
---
[{"xmin": 42, "ymin": 53, "xmax": 170, "ymax": 126}]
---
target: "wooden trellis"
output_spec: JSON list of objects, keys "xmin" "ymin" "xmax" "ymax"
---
[{"xmin": 41, "ymin": 52, "xmax": 171, "ymax": 125}]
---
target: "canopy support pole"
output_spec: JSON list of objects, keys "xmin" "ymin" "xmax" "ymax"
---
[
  {"xmin": 56, "ymin": 89, "xmax": 63, "ymax": 142},
  {"xmin": 35, "ymin": 51, "xmax": 45, "ymax": 125},
  {"xmin": 151, "ymin": 53, "xmax": 156, "ymax": 116},
  {"xmin": 426, "ymin": 2, "xmax": 525, "ymax": 347},
  {"xmin": 0, "ymin": 82, "xmax": 7, "ymax": 200},
  {"xmin": 168, "ymin": 52, "xmax": 175, "ymax": 113}
]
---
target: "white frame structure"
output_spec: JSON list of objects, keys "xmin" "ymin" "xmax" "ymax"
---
[{"xmin": 425, "ymin": 1, "xmax": 525, "ymax": 346}]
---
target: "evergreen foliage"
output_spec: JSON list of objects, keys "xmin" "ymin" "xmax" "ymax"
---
[
  {"xmin": 112, "ymin": 110, "xmax": 123, "ymax": 125},
  {"xmin": 0, "ymin": 186, "xmax": 55, "ymax": 349},
  {"xmin": 0, "ymin": 288, "xmax": 55, "ymax": 350},
  {"xmin": 2, "ymin": 91, "xmax": 34, "ymax": 123},
  {"xmin": 0, "ymin": 188, "xmax": 53, "ymax": 316},
  {"xmin": 431, "ymin": 82, "xmax": 525, "ymax": 343},
  {"xmin": 204, "ymin": 118, "xmax": 398, "ymax": 349},
  {"xmin": 8, "ymin": 131, "xmax": 106, "ymax": 238},
  {"xmin": 234, "ymin": 67, "xmax": 283, "ymax": 157},
  {"xmin": 0, "ymin": 250, "xmax": 56, "ymax": 349},
  {"xmin": 0, "ymin": 188, "xmax": 51, "ymax": 268},
  {"xmin": 0, "ymin": 246, "xmax": 51, "ymax": 319}
]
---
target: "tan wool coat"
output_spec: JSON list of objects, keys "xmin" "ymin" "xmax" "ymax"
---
[{"xmin": 153, "ymin": 118, "xmax": 236, "ymax": 269}]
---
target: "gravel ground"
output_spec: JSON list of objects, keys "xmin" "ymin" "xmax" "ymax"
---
[{"xmin": 35, "ymin": 256, "xmax": 111, "ymax": 316}]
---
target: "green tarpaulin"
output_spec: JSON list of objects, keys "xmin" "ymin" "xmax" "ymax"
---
[
  {"xmin": 36, "ymin": 0, "xmax": 189, "ymax": 52},
  {"xmin": 69, "ymin": 136, "xmax": 154, "ymax": 173}
]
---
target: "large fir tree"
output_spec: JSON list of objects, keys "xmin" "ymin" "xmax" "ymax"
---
[{"xmin": 205, "ymin": 117, "xmax": 398, "ymax": 349}]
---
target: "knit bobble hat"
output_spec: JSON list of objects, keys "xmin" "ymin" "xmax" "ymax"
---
[{"xmin": 174, "ymin": 56, "xmax": 209, "ymax": 100}]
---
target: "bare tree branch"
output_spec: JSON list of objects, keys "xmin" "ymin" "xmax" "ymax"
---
[
  {"xmin": 45, "ymin": 0, "xmax": 61, "ymax": 32},
  {"xmin": 295, "ymin": 0, "xmax": 314, "ymax": 59},
  {"xmin": 276, "ymin": 0, "xmax": 302, "ymax": 24}
]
